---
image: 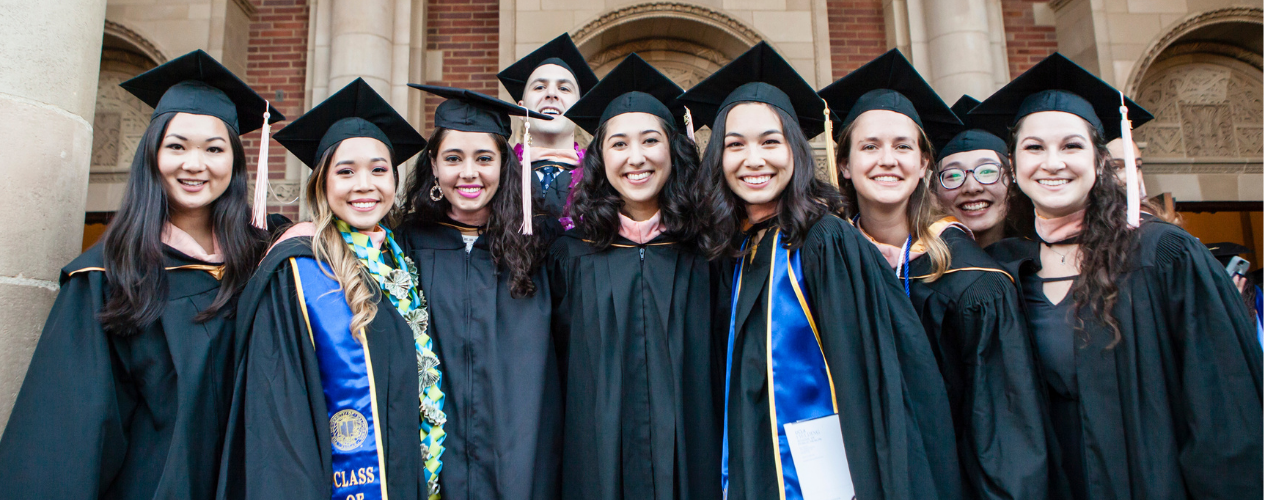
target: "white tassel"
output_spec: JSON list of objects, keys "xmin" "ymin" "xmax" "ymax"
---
[
  {"xmin": 823, "ymin": 99, "xmax": 839, "ymax": 188},
  {"xmin": 684, "ymin": 106, "xmax": 696, "ymax": 143},
  {"xmin": 1119, "ymin": 91, "xmax": 1140, "ymax": 228},
  {"xmin": 251, "ymin": 101, "xmax": 272, "ymax": 230},
  {"xmin": 519, "ymin": 110, "xmax": 534, "ymax": 235}
]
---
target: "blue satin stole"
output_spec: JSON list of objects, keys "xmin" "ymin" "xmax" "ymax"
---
[
  {"xmin": 722, "ymin": 229, "xmax": 839, "ymax": 500},
  {"xmin": 292, "ymin": 257, "xmax": 389, "ymax": 500}
]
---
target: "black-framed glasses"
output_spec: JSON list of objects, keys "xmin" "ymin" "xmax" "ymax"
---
[{"xmin": 939, "ymin": 163, "xmax": 1003, "ymax": 190}]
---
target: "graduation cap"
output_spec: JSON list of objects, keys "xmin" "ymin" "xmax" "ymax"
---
[
  {"xmin": 497, "ymin": 33, "xmax": 599, "ymax": 103},
  {"xmin": 1206, "ymin": 241, "xmax": 1252, "ymax": 265},
  {"xmin": 409, "ymin": 84, "xmax": 554, "ymax": 236},
  {"xmin": 273, "ymin": 78, "xmax": 426, "ymax": 169},
  {"xmin": 817, "ymin": 48, "xmax": 960, "ymax": 143},
  {"xmin": 563, "ymin": 53, "xmax": 686, "ymax": 135},
  {"xmin": 408, "ymin": 84, "xmax": 551, "ymax": 137},
  {"xmin": 934, "ymin": 95, "xmax": 1009, "ymax": 163},
  {"xmin": 120, "ymin": 49, "xmax": 283, "ymax": 135},
  {"xmin": 678, "ymin": 41, "xmax": 832, "ymax": 138},
  {"xmin": 967, "ymin": 52, "xmax": 1153, "ymax": 141}
]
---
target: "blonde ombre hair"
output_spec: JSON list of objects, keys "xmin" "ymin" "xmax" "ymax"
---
[
  {"xmin": 304, "ymin": 144, "xmax": 399, "ymax": 337},
  {"xmin": 836, "ymin": 117, "xmax": 952, "ymax": 282}
]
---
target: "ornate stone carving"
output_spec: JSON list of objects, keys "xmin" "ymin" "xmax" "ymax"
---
[
  {"xmin": 1179, "ymin": 104, "xmax": 1233, "ymax": 157},
  {"xmin": 248, "ymin": 180, "xmax": 303, "ymax": 206},
  {"xmin": 589, "ymin": 39, "xmax": 729, "ymax": 70},
  {"xmin": 92, "ymin": 71, "xmax": 154, "ymax": 173},
  {"xmin": 572, "ymin": 2, "xmax": 763, "ymax": 47},
  {"xmin": 1126, "ymin": 7, "xmax": 1262, "ymax": 96},
  {"xmin": 1134, "ymin": 60, "xmax": 1262, "ymax": 160}
]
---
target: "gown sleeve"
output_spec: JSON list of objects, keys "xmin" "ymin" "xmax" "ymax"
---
[
  {"xmin": 800, "ymin": 218, "xmax": 962, "ymax": 500},
  {"xmin": 1153, "ymin": 229, "xmax": 1263, "ymax": 498},
  {"xmin": 950, "ymin": 271, "xmax": 1052, "ymax": 499},
  {"xmin": 546, "ymin": 238, "xmax": 573, "ymax": 393},
  {"xmin": 0, "ymin": 269, "xmax": 128, "ymax": 499}
]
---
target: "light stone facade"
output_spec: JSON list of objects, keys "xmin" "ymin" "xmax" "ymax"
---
[{"xmin": 0, "ymin": 0, "xmax": 1258, "ymax": 430}]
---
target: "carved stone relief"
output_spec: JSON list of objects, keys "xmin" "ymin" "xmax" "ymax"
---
[
  {"xmin": 91, "ymin": 70, "xmax": 154, "ymax": 173},
  {"xmin": 1134, "ymin": 58, "xmax": 1262, "ymax": 159}
]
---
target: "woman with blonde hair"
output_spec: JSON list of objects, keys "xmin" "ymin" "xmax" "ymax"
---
[
  {"xmin": 820, "ymin": 49, "xmax": 1053, "ymax": 499},
  {"xmin": 217, "ymin": 78, "xmax": 435, "ymax": 500}
]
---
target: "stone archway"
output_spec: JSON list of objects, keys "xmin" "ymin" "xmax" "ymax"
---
[
  {"xmin": 1125, "ymin": 7, "xmax": 1262, "ymax": 97},
  {"xmin": 572, "ymin": 2, "xmax": 765, "ymax": 149},
  {"xmin": 84, "ymin": 25, "xmax": 163, "ymax": 247}
]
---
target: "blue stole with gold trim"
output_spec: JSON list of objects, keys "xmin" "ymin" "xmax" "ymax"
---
[
  {"xmin": 722, "ymin": 230, "xmax": 838, "ymax": 500},
  {"xmin": 292, "ymin": 257, "xmax": 388, "ymax": 500}
]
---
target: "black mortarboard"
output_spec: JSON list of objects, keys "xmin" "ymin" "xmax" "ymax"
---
[
  {"xmin": 120, "ymin": 49, "xmax": 283, "ymax": 135},
  {"xmin": 678, "ymin": 42, "xmax": 831, "ymax": 137},
  {"xmin": 1206, "ymin": 242, "xmax": 1252, "ymax": 259},
  {"xmin": 968, "ymin": 52, "xmax": 1153, "ymax": 141},
  {"xmin": 818, "ymin": 49, "xmax": 960, "ymax": 142},
  {"xmin": 408, "ymin": 84, "xmax": 552, "ymax": 137},
  {"xmin": 563, "ymin": 54, "xmax": 685, "ymax": 135},
  {"xmin": 273, "ymin": 78, "xmax": 426, "ymax": 168},
  {"xmin": 497, "ymin": 33, "xmax": 599, "ymax": 103},
  {"xmin": 934, "ymin": 95, "xmax": 1010, "ymax": 162}
]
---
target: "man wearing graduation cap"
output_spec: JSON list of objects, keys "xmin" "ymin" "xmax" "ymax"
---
[
  {"xmin": 0, "ymin": 49, "xmax": 280, "ymax": 500},
  {"xmin": 821, "ymin": 48, "xmax": 1053, "ymax": 500},
  {"xmin": 219, "ymin": 78, "xmax": 435, "ymax": 500},
  {"xmin": 978, "ymin": 53, "xmax": 1262, "ymax": 500},
  {"xmin": 497, "ymin": 33, "xmax": 599, "ymax": 220},
  {"xmin": 681, "ymin": 41, "xmax": 961, "ymax": 500}
]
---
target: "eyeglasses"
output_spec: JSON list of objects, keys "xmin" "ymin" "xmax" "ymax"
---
[{"xmin": 938, "ymin": 163, "xmax": 1003, "ymax": 190}]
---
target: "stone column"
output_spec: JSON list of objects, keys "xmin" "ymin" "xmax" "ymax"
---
[
  {"xmin": 922, "ymin": 0, "xmax": 997, "ymax": 102},
  {"xmin": 328, "ymin": 0, "xmax": 395, "ymax": 96},
  {"xmin": 0, "ymin": 0, "xmax": 107, "ymax": 430}
]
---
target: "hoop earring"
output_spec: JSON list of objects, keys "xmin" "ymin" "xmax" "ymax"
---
[{"xmin": 429, "ymin": 178, "xmax": 443, "ymax": 202}]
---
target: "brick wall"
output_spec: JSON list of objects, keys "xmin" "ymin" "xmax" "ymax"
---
[
  {"xmin": 243, "ymin": 0, "xmax": 309, "ymax": 219},
  {"xmin": 827, "ymin": 0, "xmax": 888, "ymax": 79},
  {"xmin": 424, "ymin": 0, "xmax": 500, "ymax": 132},
  {"xmin": 1002, "ymin": 0, "xmax": 1058, "ymax": 76}
]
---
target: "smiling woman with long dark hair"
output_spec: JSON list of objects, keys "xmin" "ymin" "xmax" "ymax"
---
[
  {"xmin": 397, "ymin": 84, "xmax": 561, "ymax": 500},
  {"xmin": 0, "ymin": 50, "xmax": 277, "ymax": 499},
  {"xmin": 976, "ymin": 53, "xmax": 1262, "ymax": 499},
  {"xmin": 548, "ymin": 54, "xmax": 722, "ymax": 500},
  {"xmin": 682, "ymin": 42, "xmax": 959, "ymax": 500}
]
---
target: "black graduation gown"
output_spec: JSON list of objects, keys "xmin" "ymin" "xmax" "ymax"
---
[
  {"xmin": 905, "ymin": 226, "xmax": 1054, "ymax": 499},
  {"xmin": 216, "ymin": 237, "xmax": 423, "ymax": 500},
  {"xmin": 548, "ymin": 230, "xmax": 723, "ymax": 500},
  {"xmin": 719, "ymin": 214, "xmax": 961, "ymax": 500},
  {"xmin": 0, "ymin": 244, "xmax": 237, "ymax": 500},
  {"xmin": 988, "ymin": 219, "xmax": 1263, "ymax": 499},
  {"xmin": 397, "ymin": 218, "xmax": 562, "ymax": 500}
]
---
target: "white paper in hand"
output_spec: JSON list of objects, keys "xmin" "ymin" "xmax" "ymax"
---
[{"xmin": 784, "ymin": 413, "xmax": 854, "ymax": 500}]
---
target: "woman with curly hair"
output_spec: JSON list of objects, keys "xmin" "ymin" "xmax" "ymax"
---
[
  {"xmin": 218, "ymin": 79, "xmax": 433, "ymax": 499},
  {"xmin": 975, "ymin": 53, "xmax": 1262, "ymax": 499},
  {"xmin": 549, "ymin": 54, "xmax": 722, "ymax": 500},
  {"xmin": 398, "ymin": 84, "xmax": 561, "ymax": 500},
  {"xmin": 681, "ymin": 42, "xmax": 959, "ymax": 500}
]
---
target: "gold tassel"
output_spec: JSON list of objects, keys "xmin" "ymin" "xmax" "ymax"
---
[{"xmin": 823, "ymin": 100, "xmax": 839, "ymax": 188}]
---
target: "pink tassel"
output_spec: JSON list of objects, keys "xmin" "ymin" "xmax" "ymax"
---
[
  {"xmin": 519, "ymin": 111, "xmax": 533, "ymax": 235},
  {"xmin": 250, "ymin": 102, "xmax": 272, "ymax": 230},
  {"xmin": 1119, "ymin": 92, "xmax": 1140, "ymax": 228}
]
